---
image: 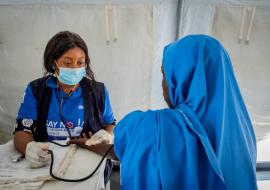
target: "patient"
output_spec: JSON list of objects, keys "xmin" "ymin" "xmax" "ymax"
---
[{"xmin": 69, "ymin": 35, "xmax": 258, "ymax": 190}]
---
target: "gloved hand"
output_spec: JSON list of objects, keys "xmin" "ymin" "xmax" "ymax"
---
[
  {"xmin": 25, "ymin": 141, "xmax": 51, "ymax": 168},
  {"xmin": 67, "ymin": 132, "xmax": 92, "ymax": 148},
  {"xmin": 85, "ymin": 129, "xmax": 113, "ymax": 146}
]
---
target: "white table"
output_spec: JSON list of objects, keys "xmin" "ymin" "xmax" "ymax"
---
[{"xmin": 0, "ymin": 141, "xmax": 109, "ymax": 190}]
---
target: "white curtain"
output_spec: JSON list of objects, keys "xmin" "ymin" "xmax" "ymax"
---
[
  {"xmin": 0, "ymin": 0, "xmax": 178, "ymax": 143},
  {"xmin": 177, "ymin": 0, "xmax": 270, "ymax": 140}
]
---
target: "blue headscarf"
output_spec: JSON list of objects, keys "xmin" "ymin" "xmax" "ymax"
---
[{"xmin": 114, "ymin": 35, "xmax": 257, "ymax": 190}]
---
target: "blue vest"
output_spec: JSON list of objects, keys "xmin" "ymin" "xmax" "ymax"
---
[{"xmin": 29, "ymin": 75, "xmax": 105, "ymax": 142}]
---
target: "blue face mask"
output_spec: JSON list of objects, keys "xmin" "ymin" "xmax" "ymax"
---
[{"xmin": 57, "ymin": 67, "xmax": 86, "ymax": 85}]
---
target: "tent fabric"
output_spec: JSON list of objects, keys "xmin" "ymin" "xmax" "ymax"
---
[
  {"xmin": 0, "ymin": 1, "xmax": 269, "ymax": 142},
  {"xmin": 178, "ymin": 0, "xmax": 270, "ymax": 140},
  {"xmin": 0, "ymin": 0, "xmax": 161, "ymax": 5},
  {"xmin": 1, "ymin": 0, "xmax": 269, "ymax": 142}
]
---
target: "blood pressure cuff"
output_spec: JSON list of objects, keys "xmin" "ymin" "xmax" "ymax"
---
[{"xmin": 14, "ymin": 119, "xmax": 37, "ymax": 134}]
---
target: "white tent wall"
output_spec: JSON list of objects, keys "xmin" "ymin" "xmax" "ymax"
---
[
  {"xmin": 0, "ymin": 0, "xmax": 178, "ymax": 143},
  {"xmin": 178, "ymin": 0, "xmax": 270, "ymax": 140},
  {"xmin": 151, "ymin": 0, "xmax": 178, "ymax": 109}
]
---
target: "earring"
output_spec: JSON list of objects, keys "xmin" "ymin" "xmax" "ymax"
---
[{"xmin": 52, "ymin": 66, "xmax": 57, "ymax": 77}]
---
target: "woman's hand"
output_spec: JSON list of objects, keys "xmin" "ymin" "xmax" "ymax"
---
[{"xmin": 25, "ymin": 141, "xmax": 51, "ymax": 168}]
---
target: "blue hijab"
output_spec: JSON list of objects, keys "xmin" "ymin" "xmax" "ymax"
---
[{"xmin": 114, "ymin": 35, "xmax": 257, "ymax": 190}]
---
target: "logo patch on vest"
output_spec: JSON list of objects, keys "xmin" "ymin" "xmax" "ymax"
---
[
  {"xmin": 78, "ymin": 105, "xmax": 84, "ymax": 110},
  {"xmin": 22, "ymin": 119, "xmax": 33, "ymax": 128},
  {"xmin": 66, "ymin": 121, "xmax": 74, "ymax": 129}
]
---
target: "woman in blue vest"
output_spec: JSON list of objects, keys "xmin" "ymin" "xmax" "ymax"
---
[
  {"xmin": 13, "ymin": 31, "xmax": 115, "ymax": 169},
  {"xmin": 70, "ymin": 35, "xmax": 257, "ymax": 189}
]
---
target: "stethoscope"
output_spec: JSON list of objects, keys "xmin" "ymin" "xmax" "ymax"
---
[
  {"xmin": 59, "ymin": 92, "xmax": 73, "ymax": 138},
  {"xmin": 46, "ymin": 86, "xmax": 114, "ymax": 182}
]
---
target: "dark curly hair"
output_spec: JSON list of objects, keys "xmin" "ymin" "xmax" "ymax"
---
[{"xmin": 43, "ymin": 31, "xmax": 95, "ymax": 82}]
